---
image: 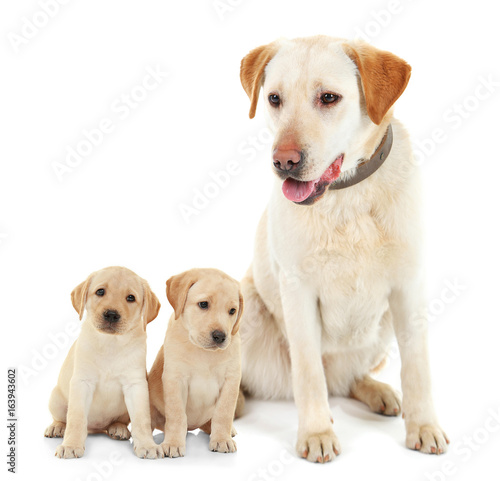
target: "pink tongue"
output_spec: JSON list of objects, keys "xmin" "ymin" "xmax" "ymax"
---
[
  {"xmin": 282, "ymin": 178, "xmax": 317, "ymax": 202},
  {"xmin": 282, "ymin": 156, "xmax": 343, "ymax": 203}
]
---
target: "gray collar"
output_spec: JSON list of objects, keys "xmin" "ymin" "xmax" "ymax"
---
[{"xmin": 329, "ymin": 124, "xmax": 393, "ymax": 191}]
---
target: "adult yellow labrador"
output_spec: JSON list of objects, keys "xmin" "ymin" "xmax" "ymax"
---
[
  {"xmin": 239, "ymin": 36, "xmax": 448, "ymax": 463},
  {"xmin": 44, "ymin": 266, "xmax": 163, "ymax": 459}
]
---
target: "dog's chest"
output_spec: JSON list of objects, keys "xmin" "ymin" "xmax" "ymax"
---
[
  {"xmin": 88, "ymin": 375, "xmax": 127, "ymax": 428},
  {"xmin": 185, "ymin": 367, "xmax": 225, "ymax": 428},
  {"xmin": 303, "ymin": 213, "xmax": 395, "ymax": 348}
]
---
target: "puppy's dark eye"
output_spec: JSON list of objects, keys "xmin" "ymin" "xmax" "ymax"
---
[
  {"xmin": 96, "ymin": 288, "xmax": 105, "ymax": 296},
  {"xmin": 229, "ymin": 308, "xmax": 236, "ymax": 315},
  {"xmin": 198, "ymin": 301, "xmax": 209, "ymax": 309},
  {"xmin": 268, "ymin": 93, "xmax": 281, "ymax": 106},
  {"xmin": 320, "ymin": 92, "xmax": 340, "ymax": 104},
  {"xmin": 126, "ymin": 295, "xmax": 135, "ymax": 302}
]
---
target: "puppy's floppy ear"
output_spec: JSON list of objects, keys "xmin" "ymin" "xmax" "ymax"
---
[
  {"xmin": 343, "ymin": 40, "xmax": 411, "ymax": 125},
  {"xmin": 166, "ymin": 270, "xmax": 198, "ymax": 320},
  {"xmin": 231, "ymin": 290, "xmax": 245, "ymax": 336},
  {"xmin": 71, "ymin": 275, "xmax": 92, "ymax": 320},
  {"xmin": 240, "ymin": 42, "xmax": 278, "ymax": 119},
  {"xmin": 141, "ymin": 281, "xmax": 161, "ymax": 330}
]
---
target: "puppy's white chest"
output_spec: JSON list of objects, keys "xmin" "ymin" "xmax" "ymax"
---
[{"xmin": 186, "ymin": 371, "xmax": 222, "ymax": 428}]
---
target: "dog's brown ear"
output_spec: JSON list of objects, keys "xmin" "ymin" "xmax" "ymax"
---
[
  {"xmin": 231, "ymin": 290, "xmax": 245, "ymax": 336},
  {"xmin": 166, "ymin": 270, "xmax": 198, "ymax": 320},
  {"xmin": 141, "ymin": 281, "xmax": 161, "ymax": 330},
  {"xmin": 240, "ymin": 42, "xmax": 277, "ymax": 119},
  {"xmin": 343, "ymin": 40, "xmax": 411, "ymax": 125},
  {"xmin": 71, "ymin": 275, "xmax": 92, "ymax": 320}
]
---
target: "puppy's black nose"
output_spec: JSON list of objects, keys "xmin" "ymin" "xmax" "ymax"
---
[
  {"xmin": 211, "ymin": 330, "xmax": 226, "ymax": 345},
  {"xmin": 103, "ymin": 310, "xmax": 121, "ymax": 323}
]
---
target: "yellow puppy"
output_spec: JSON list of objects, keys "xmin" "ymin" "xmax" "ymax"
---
[
  {"xmin": 44, "ymin": 266, "xmax": 163, "ymax": 459},
  {"xmin": 148, "ymin": 268, "xmax": 243, "ymax": 457}
]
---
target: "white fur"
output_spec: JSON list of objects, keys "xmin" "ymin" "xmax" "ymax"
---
[{"xmin": 240, "ymin": 36, "xmax": 447, "ymax": 462}]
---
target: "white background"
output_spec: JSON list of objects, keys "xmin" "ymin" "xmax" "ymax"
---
[{"xmin": 1, "ymin": 1, "xmax": 499, "ymax": 480}]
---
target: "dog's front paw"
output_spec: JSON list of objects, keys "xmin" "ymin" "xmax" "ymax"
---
[
  {"xmin": 55, "ymin": 444, "xmax": 85, "ymax": 459},
  {"xmin": 209, "ymin": 436, "xmax": 237, "ymax": 453},
  {"xmin": 44, "ymin": 421, "xmax": 65, "ymax": 438},
  {"xmin": 296, "ymin": 428, "xmax": 341, "ymax": 463},
  {"xmin": 406, "ymin": 422, "xmax": 449, "ymax": 454},
  {"xmin": 161, "ymin": 441, "xmax": 185, "ymax": 458},
  {"xmin": 107, "ymin": 422, "xmax": 131, "ymax": 441},
  {"xmin": 134, "ymin": 442, "xmax": 164, "ymax": 459}
]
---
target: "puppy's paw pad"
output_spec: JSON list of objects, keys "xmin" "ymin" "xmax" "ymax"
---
[
  {"xmin": 209, "ymin": 437, "xmax": 237, "ymax": 453},
  {"xmin": 55, "ymin": 444, "xmax": 85, "ymax": 459},
  {"xmin": 230, "ymin": 425, "xmax": 237, "ymax": 437},
  {"xmin": 44, "ymin": 422, "xmax": 65, "ymax": 438},
  {"xmin": 134, "ymin": 443, "xmax": 163, "ymax": 459},
  {"xmin": 107, "ymin": 423, "xmax": 131, "ymax": 441},
  {"xmin": 406, "ymin": 423, "xmax": 449, "ymax": 455},
  {"xmin": 161, "ymin": 442, "xmax": 185, "ymax": 458},
  {"xmin": 296, "ymin": 428, "xmax": 341, "ymax": 463}
]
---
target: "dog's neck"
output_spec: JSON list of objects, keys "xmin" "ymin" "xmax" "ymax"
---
[{"xmin": 329, "ymin": 124, "xmax": 393, "ymax": 191}]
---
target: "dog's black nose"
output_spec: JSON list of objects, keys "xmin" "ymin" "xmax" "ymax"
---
[
  {"xmin": 103, "ymin": 310, "xmax": 121, "ymax": 323},
  {"xmin": 211, "ymin": 330, "xmax": 226, "ymax": 345}
]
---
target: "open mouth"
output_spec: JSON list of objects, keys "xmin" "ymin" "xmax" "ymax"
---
[{"xmin": 282, "ymin": 154, "xmax": 344, "ymax": 205}]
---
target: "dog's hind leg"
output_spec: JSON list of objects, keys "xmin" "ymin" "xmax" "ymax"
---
[{"xmin": 239, "ymin": 268, "xmax": 293, "ymax": 400}]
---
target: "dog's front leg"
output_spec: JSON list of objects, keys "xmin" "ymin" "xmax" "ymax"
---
[
  {"xmin": 123, "ymin": 380, "xmax": 163, "ymax": 459},
  {"xmin": 161, "ymin": 372, "xmax": 188, "ymax": 458},
  {"xmin": 209, "ymin": 372, "xmax": 241, "ymax": 454},
  {"xmin": 55, "ymin": 378, "xmax": 94, "ymax": 458},
  {"xmin": 280, "ymin": 276, "xmax": 340, "ymax": 463},
  {"xmin": 391, "ymin": 283, "xmax": 449, "ymax": 454}
]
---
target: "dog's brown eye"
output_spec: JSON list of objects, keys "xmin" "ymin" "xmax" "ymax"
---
[
  {"xmin": 268, "ymin": 93, "xmax": 280, "ymax": 106},
  {"xmin": 198, "ymin": 301, "xmax": 209, "ymax": 309},
  {"xmin": 229, "ymin": 308, "xmax": 236, "ymax": 315},
  {"xmin": 126, "ymin": 295, "xmax": 135, "ymax": 302},
  {"xmin": 320, "ymin": 92, "xmax": 340, "ymax": 104},
  {"xmin": 96, "ymin": 288, "xmax": 105, "ymax": 296}
]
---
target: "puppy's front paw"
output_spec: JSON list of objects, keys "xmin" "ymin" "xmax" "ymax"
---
[
  {"xmin": 55, "ymin": 444, "xmax": 85, "ymax": 459},
  {"xmin": 134, "ymin": 443, "xmax": 164, "ymax": 459},
  {"xmin": 296, "ymin": 428, "xmax": 341, "ymax": 463},
  {"xmin": 44, "ymin": 421, "xmax": 65, "ymax": 438},
  {"xmin": 161, "ymin": 442, "xmax": 185, "ymax": 458},
  {"xmin": 209, "ymin": 436, "xmax": 237, "ymax": 453},
  {"xmin": 107, "ymin": 422, "xmax": 131, "ymax": 441},
  {"xmin": 406, "ymin": 422, "xmax": 449, "ymax": 454}
]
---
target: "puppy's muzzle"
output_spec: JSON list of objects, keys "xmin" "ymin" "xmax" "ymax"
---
[
  {"xmin": 102, "ymin": 309, "xmax": 121, "ymax": 323},
  {"xmin": 211, "ymin": 330, "xmax": 226, "ymax": 345}
]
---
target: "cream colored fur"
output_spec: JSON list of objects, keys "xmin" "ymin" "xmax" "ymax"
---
[
  {"xmin": 239, "ymin": 36, "xmax": 448, "ymax": 463},
  {"xmin": 44, "ymin": 266, "xmax": 163, "ymax": 459},
  {"xmin": 148, "ymin": 268, "xmax": 243, "ymax": 457}
]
